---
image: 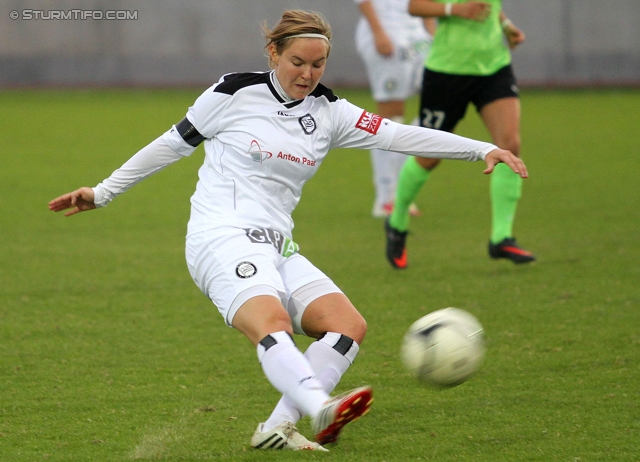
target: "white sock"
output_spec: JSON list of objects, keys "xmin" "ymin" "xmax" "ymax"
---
[
  {"xmin": 371, "ymin": 115, "xmax": 407, "ymax": 208},
  {"xmin": 258, "ymin": 332, "xmax": 328, "ymax": 421},
  {"xmin": 262, "ymin": 333, "xmax": 359, "ymax": 432},
  {"xmin": 371, "ymin": 148, "xmax": 406, "ymax": 207},
  {"xmin": 305, "ymin": 332, "xmax": 358, "ymax": 392}
]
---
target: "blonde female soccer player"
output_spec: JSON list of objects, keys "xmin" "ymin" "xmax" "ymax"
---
[{"xmin": 49, "ymin": 9, "xmax": 527, "ymax": 451}]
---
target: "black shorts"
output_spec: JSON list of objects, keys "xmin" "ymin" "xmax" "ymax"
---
[{"xmin": 419, "ymin": 65, "xmax": 519, "ymax": 132}]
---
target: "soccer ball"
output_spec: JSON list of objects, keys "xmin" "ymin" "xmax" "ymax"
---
[{"xmin": 401, "ymin": 307, "xmax": 485, "ymax": 388}]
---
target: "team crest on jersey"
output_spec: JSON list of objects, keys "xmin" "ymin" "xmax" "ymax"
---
[
  {"xmin": 236, "ymin": 261, "xmax": 257, "ymax": 279},
  {"xmin": 299, "ymin": 114, "xmax": 316, "ymax": 135},
  {"xmin": 356, "ymin": 110, "xmax": 382, "ymax": 135},
  {"xmin": 247, "ymin": 139, "xmax": 272, "ymax": 162}
]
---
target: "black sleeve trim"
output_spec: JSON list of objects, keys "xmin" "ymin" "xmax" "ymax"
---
[{"xmin": 176, "ymin": 117, "xmax": 205, "ymax": 147}]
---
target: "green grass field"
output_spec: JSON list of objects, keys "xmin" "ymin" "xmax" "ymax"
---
[{"xmin": 1, "ymin": 87, "xmax": 639, "ymax": 461}]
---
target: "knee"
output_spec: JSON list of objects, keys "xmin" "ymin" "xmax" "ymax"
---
[
  {"xmin": 416, "ymin": 156, "xmax": 440, "ymax": 171},
  {"xmin": 300, "ymin": 303, "xmax": 368, "ymax": 344},
  {"xmin": 326, "ymin": 303, "xmax": 367, "ymax": 344},
  {"xmin": 232, "ymin": 295, "xmax": 293, "ymax": 345},
  {"xmin": 298, "ymin": 292, "xmax": 368, "ymax": 343},
  {"xmin": 346, "ymin": 313, "xmax": 368, "ymax": 345},
  {"xmin": 268, "ymin": 309, "xmax": 295, "ymax": 331}
]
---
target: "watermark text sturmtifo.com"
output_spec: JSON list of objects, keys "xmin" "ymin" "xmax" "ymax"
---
[{"xmin": 10, "ymin": 10, "xmax": 138, "ymax": 20}]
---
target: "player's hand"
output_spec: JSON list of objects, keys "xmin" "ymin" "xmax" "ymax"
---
[
  {"xmin": 483, "ymin": 149, "xmax": 528, "ymax": 178},
  {"xmin": 504, "ymin": 23, "xmax": 525, "ymax": 49},
  {"xmin": 374, "ymin": 31, "xmax": 394, "ymax": 57},
  {"xmin": 48, "ymin": 187, "xmax": 96, "ymax": 217},
  {"xmin": 455, "ymin": 2, "xmax": 491, "ymax": 22}
]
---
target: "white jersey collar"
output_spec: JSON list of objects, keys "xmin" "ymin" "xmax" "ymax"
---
[{"xmin": 269, "ymin": 71, "xmax": 303, "ymax": 104}]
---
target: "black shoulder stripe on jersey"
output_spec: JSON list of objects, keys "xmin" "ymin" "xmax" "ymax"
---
[
  {"xmin": 214, "ymin": 72, "xmax": 271, "ymax": 96},
  {"xmin": 212, "ymin": 71, "xmax": 338, "ymax": 106},
  {"xmin": 176, "ymin": 117, "xmax": 205, "ymax": 147},
  {"xmin": 309, "ymin": 83, "xmax": 338, "ymax": 102},
  {"xmin": 282, "ymin": 83, "xmax": 338, "ymax": 109}
]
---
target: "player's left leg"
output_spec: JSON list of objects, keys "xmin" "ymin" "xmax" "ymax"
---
[
  {"xmin": 297, "ymin": 291, "xmax": 371, "ymax": 444},
  {"xmin": 480, "ymin": 96, "xmax": 535, "ymax": 263}
]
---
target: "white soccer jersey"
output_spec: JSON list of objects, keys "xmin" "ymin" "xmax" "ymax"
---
[
  {"xmin": 93, "ymin": 71, "xmax": 496, "ymax": 240},
  {"xmin": 177, "ymin": 71, "xmax": 400, "ymax": 238}
]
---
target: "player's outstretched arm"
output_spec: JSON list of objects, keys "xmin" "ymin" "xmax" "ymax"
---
[
  {"xmin": 483, "ymin": 149, "xmax": 528, "ymax": 177},
  {"xmin": 48, "ymin": 187, "xmax": 96, "ymax": 217}
]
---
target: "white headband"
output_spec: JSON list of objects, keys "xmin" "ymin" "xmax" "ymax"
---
[{"xmin": 283, "ymin": 33, "xmax": 329, "ymax": 42}]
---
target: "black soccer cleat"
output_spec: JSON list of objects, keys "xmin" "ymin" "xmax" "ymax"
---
[
  {"xmin": 488, "ymin": 237, "xmax": 536, "ymax": 264},
  {"xmin": 385, "ymin": 219, "xmax": 408, "ymax": 269}
]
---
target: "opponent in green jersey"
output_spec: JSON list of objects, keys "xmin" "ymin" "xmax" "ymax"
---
[
  {"xmin": 426, "ymin": 0, "xmax": 510, "ymax": 75},
  {"xmin": 384, "ymin": 0, "xmax": 535, "ymax": 268}
]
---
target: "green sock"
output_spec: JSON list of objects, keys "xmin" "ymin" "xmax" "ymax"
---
[
  {"xmin": 490, "ymin": 162, "xmax": 523, "ymax": 243},
  {"xmin": 390, "ymin": 157, "xmax": 430, "ymax": 232}
]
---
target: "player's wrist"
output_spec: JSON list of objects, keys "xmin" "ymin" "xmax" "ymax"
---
[
  {"xmin": 501, "ymin": 18, "xmax": 514, "ymax": 31},
  {"xmin": 444, "ymin": 2, "xmax": 453, "ymax": 17},
  {"xmin": 92, "ymin": 185, "xmax": 110, "ymax": 208}
]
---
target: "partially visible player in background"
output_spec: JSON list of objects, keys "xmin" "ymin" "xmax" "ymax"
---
[
  {"xmin": 385, "ymin": 0, "xmax": 535, "ymax": 268},
  {"xmin": 354, "ymin": 0, "xmax": 436, "ymax": 218}
]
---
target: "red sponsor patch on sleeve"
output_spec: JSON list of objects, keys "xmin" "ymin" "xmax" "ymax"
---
[{"xmin": 355, "ymin": 110, "xmax": 382, "ymax": 135}]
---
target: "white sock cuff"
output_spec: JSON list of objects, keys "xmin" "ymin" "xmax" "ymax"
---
[
  {"xmin": 319, "ymin": 332, "xmax": 360, "ymax": 364},
  {"xmin": 257, "ymin": 331, "xmax": 295, "ymax": 362}
]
